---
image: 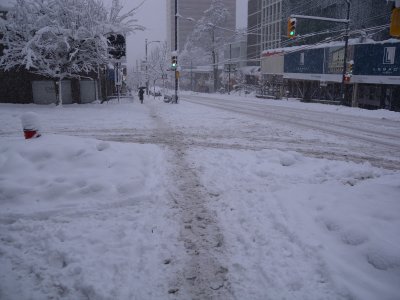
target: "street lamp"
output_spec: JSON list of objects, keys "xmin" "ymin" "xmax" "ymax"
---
[
  {"xmin": 145, "ymin": 39, "xmax": 161, "ymax": 95},
  {"xmin": 173, "ymin": 0, "xmax": 178, "ymax": 103}
]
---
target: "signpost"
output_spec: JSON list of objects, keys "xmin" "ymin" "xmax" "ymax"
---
[{"xmin": 108, "ymin": 34, "xmax": 126, "ymax": 103}]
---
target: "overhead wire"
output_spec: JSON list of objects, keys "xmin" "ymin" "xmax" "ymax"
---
[
  {"xmin": 183, "ymin": 21, "xmax": 391, "ymax": 71},
  {"xmin": 174, "ymin": 1, "xmax": 392, "ymax": 72}
]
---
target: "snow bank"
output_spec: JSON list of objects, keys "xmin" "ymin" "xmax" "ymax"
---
[
  {"xmin": 1, "ymin": 97, "xmax": 399, "ymax": 299},
  {"xmin": 0, "ymin": 100, "xmax": 155, "ymax": 138},
  {"xmin": 0, "ymin": 135, "xmax": 182, "ymax": 299},
  {"xmin": 189, "ymin": 148, "xmax": 400, "ymax": 300}
]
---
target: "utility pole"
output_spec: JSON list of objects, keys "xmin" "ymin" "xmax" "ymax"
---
[
  {"xmin": 145, "ymin": 38, "xmax": 149, "ymax": 95},
  {"xmin": 190, "ymin": 60, "xmax": 193, "ymax": 91},
  {"xmin": 115, "ymin": 62, "xmax": 121, "ymax": 103},
  {"xmin": 228, "ymin": 43, "xmax": 232, "ymax": 95},
  {"xmin": 136, "ymin": 60, "xmax": 139, "ymax": 89},
  {"xmin": 340, "ymin": 0, "xmax": 351, "ymax": 105},
  {"xmin": 211, "ymin": 27, "xmax": 218, "ymax": 92},
  {"xmin": 174, "ymin": 0, "xmax": 178, "ymax": 103}
]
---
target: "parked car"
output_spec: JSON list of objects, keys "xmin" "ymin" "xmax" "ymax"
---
[
  {"xmin": 163, "ymin": 94, "xmax": 172, "ymax": 103},
  {"xmin": 163, "ymin": 94, "xmax": 178, "ymax": 103}
]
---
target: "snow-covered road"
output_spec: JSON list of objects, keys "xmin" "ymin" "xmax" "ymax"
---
[
  {"xmin": 183, "ymin": 94, "xmax": 400, "ymax": 170},
  {"xmin": 1, "ymin": 95, "xmax": 399, "ymax": 299}
]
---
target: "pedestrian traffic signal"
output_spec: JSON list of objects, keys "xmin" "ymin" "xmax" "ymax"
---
[
  {"xmin": 390, "ymin": 8, "xmax": 400, "ymax": 37},
  {"xmin": 287, "ymin": 18, "xmax": 297, "ymax": 38},
  {"xmin": 171, "ymin": 55, "xmax": 178, "ymax": 69}
]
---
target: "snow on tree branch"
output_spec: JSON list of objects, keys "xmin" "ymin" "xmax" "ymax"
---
[
  {"xmin": 0, "ymin": 0, "xmax": 143, "ymax": 76},
  {"xmin": 186, "ymin": 0, "xmax": 231, "ymax": 54},
  {"xmin": 0, "ymin": 0, "xmax": 144, "ymax": 105}
]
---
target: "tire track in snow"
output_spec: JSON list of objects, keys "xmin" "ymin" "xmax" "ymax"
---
[
  {"xmin": 148, "ymin": 107, "xmax": 234, "ymax": 299},
  {"xmin": 184, "ymin": 94, "xmax": 400, "ymax": 141},
  {"xmin": 183, "ymin": 96, "xmax": 400, "ymax": 150},
  {"xmin": 89, "ymin": 129, "xmax": 400, "ymax": 171}
]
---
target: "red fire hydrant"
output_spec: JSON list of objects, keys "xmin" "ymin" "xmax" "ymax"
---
[{"xmin": 21, "ymin": 112, "xmax": 41, "ymax": 139}]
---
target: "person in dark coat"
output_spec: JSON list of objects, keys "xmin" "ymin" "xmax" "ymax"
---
[{"xmin": 138, "ymin": 88, "xmax": 145, "ymax": 104}]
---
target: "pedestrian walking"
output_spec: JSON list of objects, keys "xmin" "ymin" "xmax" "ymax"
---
[{"xmin": 138, "ymin": 87, "xmax": 145, "ymax": 104}]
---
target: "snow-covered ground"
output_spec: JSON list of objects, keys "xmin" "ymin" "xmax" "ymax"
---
[{"xmin": 0, "ymin": 95, "xmax": 399, "ymax": 299}]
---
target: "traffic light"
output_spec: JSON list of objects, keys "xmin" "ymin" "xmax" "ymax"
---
[
  {"xmin": 390, "ymin": 7, "xmax": 400, "ymax": 37},
  {"xmin": 349, "ymin": 60, "xmax": 354, "ymax": 76},
  {"xmin": 107, "ymin": 34, "xmax": 126, "ymax": 59},
  {"xmin": 287, "ymin": 17, "xmax": 297, "ymax": 38},
  {"xmin": 171, "ymin": 55, "xmax": 178, "ymax": 69}
]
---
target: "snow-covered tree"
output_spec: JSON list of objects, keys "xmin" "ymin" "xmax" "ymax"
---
[
  {"xmin": 126, "ymin": 66, "xmax": 143, "ymax": 91},
  {"xmin": 147, "ymin": 42, "xmax": 169, "ymax": 91},
  {"xmin": 0, "ymin": 0, "xmax": 144, "ymax": 105},
  {"xmin": 179, "ymin": 45, "xmax": 210, "ymax": 70},
  {"xmin": 186, "ymin": 0, "xmax": 231, "ymax": 92}
]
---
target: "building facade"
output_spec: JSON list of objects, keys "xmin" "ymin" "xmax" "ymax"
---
[
  {"xmin": 259, "ymin": 39, "xmax": 400, "ymax": 111},
  {"xmin": 166, "ymin": 0, "xmax": 236, "ymax": 52},
  {"xmin": 247, "ymin": 0, "xmax": 392, "ymax": 66},
  {"xmin": 282, "ymin": 0, "xmax": 392, "ymax": 47},
  {"xmin": 247, "ymin": 0, "xmax": 262, "ymax": 66},
  {"xmin": 261, "ymin": 0, "xmax": 282, "ymax": 50}
]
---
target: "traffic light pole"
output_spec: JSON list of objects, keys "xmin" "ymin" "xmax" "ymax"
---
[
  {"xmin": 289, "ymin": 15, "xmax": 349, "ymax": 24},
  {"xmin": 228, "ymin": 43, "xmax": 231, "ymax": 95},
  {"xmin": 340, "ymin": 0, "xmax": 351, "ymax": 105},
  {"xmin": 145, "ymin": 39, "xmax": 148, "ymax": 96},
  {"xmin": 290, "ymin": 0, "xmax": 351, "ymax": 104},
  {"xmin": 174, "ymin": 0, "xmax": 178, "ymax": 104}
]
